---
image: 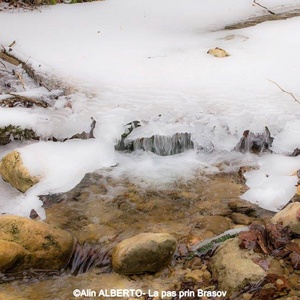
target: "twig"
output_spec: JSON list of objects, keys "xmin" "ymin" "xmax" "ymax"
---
[
  {"xmin": 7, "ymin": 93, "xmax": 48, "ymax": 108},
  {"xmin": 253, "ymin": 0, "xmax": 276, "ymax": 15},
  {"xmin": 15, "ymin": 71, "xmax": 26, "ymax": 90},
  {"xmin": 268, "ymin": 79, "xmax": 300, "ymax": 105},
  {"xmin": 0, "ymin": 60, "xmax": 6, "ymax": 69}
]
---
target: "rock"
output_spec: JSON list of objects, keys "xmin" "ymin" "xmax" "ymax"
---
[
  {"xmin": 207, "ymin": 47, "xmax": 230, "ymax": 57},
  {"xmin": 231, "ymin": 212, "xmax": 252, "ymax": 225},
  {"xmin": 0, "ymin": 215, "xmax": 75, "ymax": 272},
  {"xmin": 114, "ymin": 121, "xmax": 194, "ymax": 155},
  {"xmin": 0, "ymin": 125, "xmax": 38, "ymax": 146},
  {"xmin": 0, "ymin": 150, "xmax": 40, "ymax": 192},
  {"xmin": 271, "ymin": 202, "xmax": 300, "ymax": 234},
  {"xmin": 117, "ymin": 132, "xmax": 194, "ymax": 156},
  {"xmin": 195, "ymin": 215, "xmax": 231, "ymax": 235},
  {"xmin": 227, "ymin": 198, "xmax": 260, "ymax": 217},
  {"xmin": 234, "ymin": 127, "xmax": 273, "ymax": 154},
  {"xmin": 210, "ymin": 237, "xmax": 266, "ymax": 296},
  {"xmin": 112, "ymin": 232, "xmax": 177, "ymax": 275}
]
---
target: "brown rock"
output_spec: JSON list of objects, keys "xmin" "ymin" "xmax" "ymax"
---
[
  {"xmin": 227, "ymin": 198, "xmax": 259, "ymax": 217},
  {"xmin": 195, "ymin": 215, "xmax": 231, "ymax": 235},
  {"xmin": 210, "ymin": 237, "xmax": 266, "ymax": 296},
  {"xmin": 271, "ymin": 203, "xmax": 300, "ymax": 234},
  {"xmin": 0, "ymin": 215, "xmax": 75, "ymax": 272},
  {"xmin": 0, "ymin": 150, "xmax": 40, "ymax": 192},
  {"xmin": 207, "ymin": 47, "xmax": 230, "ymax": 57},
  {"xmin": 231, "ymin": 212, "xmax": 252, "ymax": 225},
  {"xmin": 112, "ymin": 232, "xmax": 177, "ymax": 275}
]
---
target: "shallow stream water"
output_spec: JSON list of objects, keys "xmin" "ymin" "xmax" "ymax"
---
[{"xmin": 0, "ymin": 169, "xmax": 274, "ymax": 300}]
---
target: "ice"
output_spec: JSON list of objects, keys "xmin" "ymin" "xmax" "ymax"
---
[
  {"xmin": 241, "ymin": 175, "xmax": 298, "ymax": 212},
  {"xmin": 241, "ymin": 154, "xmax": 300, "ymax": 211}
]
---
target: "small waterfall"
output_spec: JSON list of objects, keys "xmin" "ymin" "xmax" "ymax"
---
[
  {"xmin": 68, "ymin": 242, "xmax": 111, "ymax": 276},
  {"xmin": 132, "ymin": 133, "xmax": 194, "ymax": 156}
]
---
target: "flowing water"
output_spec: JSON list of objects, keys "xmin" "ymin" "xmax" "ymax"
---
[{"xmin": 0, "ymin": 169, "xmax": 274, "ymax": 300}]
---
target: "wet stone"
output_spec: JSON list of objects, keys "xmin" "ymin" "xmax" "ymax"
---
[
  {"xmin": 227, "ymin": 198, "xmax": 263, "ymax": 217},
  {"xmin": 112, "ymin": 232, "xmax": 177, "ymax": 275},
  {"xmin": 194, "ymin": 215, "xmax": 232, "ymax": 235},
  {"xmin": 231, "ymin": 212, "xmax": 253, "ymax": 225}
]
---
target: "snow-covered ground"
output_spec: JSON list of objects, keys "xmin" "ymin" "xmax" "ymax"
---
[{"xmin": 1, "ymin": 0, "xmax": 300, "ymax": 216}]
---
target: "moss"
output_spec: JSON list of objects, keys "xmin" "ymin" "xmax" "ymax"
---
[
  {"xmin": 10, "ymin": 224, "xmax": 20, "ymax": 235},
  {"xmin": 0, "ymin": 125, "xmax": 37, "ymax": 146},
  {"xmin": 42, "ymin": 235, "xmax": 61, "ymax": 251}
]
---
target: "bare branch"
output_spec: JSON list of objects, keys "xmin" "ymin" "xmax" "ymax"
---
[
  {"xmin": 6, "ymin": 93, "xmax": 48, "ymax": 108},
  {"xmin": 268, "ymin": 79, "xmax": 300, "ymax": 105},
  {"xmin": 253, "ymin": 0, "xmax": 276, "ymax": 15},
  {"xmin": 0, "ymin": 60, "xmax": 6, "ymax": 69}
]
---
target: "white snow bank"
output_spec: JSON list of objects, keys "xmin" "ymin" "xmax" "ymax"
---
[
  {"xmin": 0, "ymin": 139, "xmax": 116, "ymax": 218},
  {"xmin": 241, "ymin": 154, "xmax": 300, "ymax": 211}
]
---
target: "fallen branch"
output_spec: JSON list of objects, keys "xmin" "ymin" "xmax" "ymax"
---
[
  {"xmin": 268, "ymin": 79, "xmax": 300, "ymax": 106},
  {"xmin": 4, "ymin": 93, "xmax": 48, "ymax": 108},
  {"xmin": 253, "ymin": 0, "xmax": 275, "ymax": 15}
]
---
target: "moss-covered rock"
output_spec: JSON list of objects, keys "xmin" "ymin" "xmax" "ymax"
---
[
  {"xmin": 112, "ymin": 232, "xmax": 177, "ymax": 275},
  {"xmin": 0, "ymin": 125, "xmax": 37, "ymax": 146},
  {"xmin": 0, "ymin": 150, "xmax": 40, "ymax": 192},
  {"xmin": 0, "ymin": 215, "xmax": 75, "ymax": 272}
]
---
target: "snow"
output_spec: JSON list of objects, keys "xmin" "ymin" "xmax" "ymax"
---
[{"xmin": 1, "ymin": 0, "xmax": 300, "ymax": 217}]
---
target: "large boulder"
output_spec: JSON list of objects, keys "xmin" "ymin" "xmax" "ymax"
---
[
  {"xmin": 210, "ymin": 237, "xmax": 266, "ymax": 296},
  {"xmin": 112, "ymin": 232, "xmax": 177, "ymax": 275},
  {"xmin": 271, "ymin": 202, "xmax": 300, "ymax": 234},
  {"xmin": 0, "ymin": 215, "xmax": 75, "ymax": 272},
  {"xmin": 0, "ymin": 150, "xmax": 40, "ymax": 192}
]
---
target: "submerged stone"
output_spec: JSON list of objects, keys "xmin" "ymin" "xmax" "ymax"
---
[{"xmin": 112, "ymin": 232, "xmax": 177, "ymax": 275}]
